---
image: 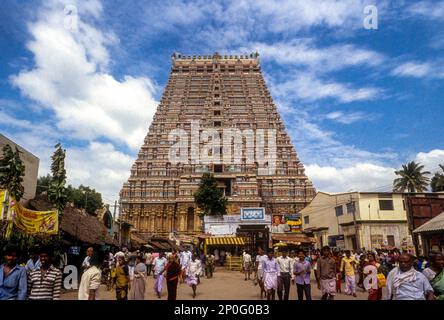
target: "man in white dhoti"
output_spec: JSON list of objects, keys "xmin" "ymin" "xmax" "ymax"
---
[
  {"xmin": 186, "ymin": 254, "xmax": 202, "ymax": 298},
  {"xmin": 262, "ymin": 249, "xmax": 280, "ymax": 300}
]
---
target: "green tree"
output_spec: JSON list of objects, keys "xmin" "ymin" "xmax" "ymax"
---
[
  {"xmin": 393, "ymin": 161, "xmax": 431, "ymax": 192},
  {"xmin": 48, "ymin": 143, "xmax": 68, "ymax": 215},
  {"xmin": 66, "ymin": 184, "xmax": 103, "ymax": 215},
  {"xmin": 431, "ymin": 164, "xmax": 444, "ymax": 192},
  {"xmin": 0, "ymin": 144, "xmax": 25, "ymax": 201},
  {"xmin": 36, "ymin": 174, "xmax": 52, "ymax": 196},
  {"xmin": 193, "ymin": 173, "xmax": 227, "ymax": 217}
]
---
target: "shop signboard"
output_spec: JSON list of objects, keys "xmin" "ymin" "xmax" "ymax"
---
[{"xmin": 272, "ymin": 214, "xmax": 303, "ymax": 233}]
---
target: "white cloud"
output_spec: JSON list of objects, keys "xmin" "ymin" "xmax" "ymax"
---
[
  {"xmin": 407, "ymin": 1, "xmax": 444, "ymax": 20},
  {"xmin": 391, "ymin": 61, "xmax": 444, "ymax": 79},
  {"xmin": 415, "ymin": 149, "xmax": 444, "ymax": 173},
  {"xmin": 323, "ymin": 111, "xmax": 377, "ymax": 124},
  {"xmin": 306, "ymin": 149, "xmax": 444, "ymax": 193},
  {"xmin": 391, "ymin": 61, "xmax": 432, "ymax": 78},
  {"xmin": 243, "ymin": 40, "xmax": 385, "ymax": 72},
  {"xmin": 271, "ymin": 73, "xmax": 380, "ymax": 103},
  {"xmin": 306, "ymin": 163, "xmax": 396, "ymax": 193},
  {"xmin": 11, "ymin": 0, "xmax": 158, "ymax": 150},
  {"xmin": 65, "ymin": 142, "xmax": 133, "ymax": 202}
]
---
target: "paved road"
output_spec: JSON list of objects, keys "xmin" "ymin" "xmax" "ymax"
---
[{"xmin": 61, "ymin": 268, "xmax": 369, "ymax": 300}]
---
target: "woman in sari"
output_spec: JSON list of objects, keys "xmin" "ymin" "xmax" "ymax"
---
[
  {"xmin": 364, "ymin": 253, "xmax": 383, "ymax": 300},
  {"xmin": 165, "ymin": 253, "xmax": 182, "ymax": 300},
  {"xmin": 115, "ymin": 257, "xmax": 130, "ymax": 300},
  {"xmin": 425, "ymin": 253, "xmax": 444, "ymax": 300},
  {"xmin": 423, "ymin": 252, "xmax": 443, "ymax": 282},
  {"xmin": 128, "ymin": 255, "xmax": 146, "ymax": 300}
]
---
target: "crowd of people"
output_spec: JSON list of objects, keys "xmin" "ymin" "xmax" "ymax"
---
[
  {"xmin": 1, "ymin": 242, "xmax": 443, "ymax": 301},
  {"xmin": 0, "ymin": 243, "xmax": 219, "ymax": 300},
  {"xmin": 243, "ymin": 246, "xmax": 444, "ymax": 301}
]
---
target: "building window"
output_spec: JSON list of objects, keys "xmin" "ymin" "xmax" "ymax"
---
[
  {"xmin": 335, "ymin": 205, "xmax": 343, "ymax": 216},
  {"xmin": 387, "ymin": 235, "xmax": 395, "ymax": 247},
  {"xmin": 402, "ymin": 200, "xmax": 405, "ymax": 210},
  {"xmin": 346, "ymin": 202, "xmax": 355, "ymax": 214},
  {"xmin": 379, "ymin": 200, "xmax": 394, "ymax": 210},
  {"xmin": 214, "ymin": 121, "xmax": 221, "ymax": 127},
  {"xmin": 304, "ymin": 216, "xmax": 309, "ymax": 224},
  {"xmin": 214, "ymin": 110, "xmax": 221, "ymax": 116},
  {"xmin": 214, "ymin": 164, "xmax": 223, "ymax": 173},
  {"xmin": 371, "ymin": 234, "xmax": 384, "ymax": 247}
]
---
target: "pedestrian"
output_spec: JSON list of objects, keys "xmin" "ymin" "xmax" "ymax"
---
[
  {"xmin": 153, "ymin": 252, "xmax": 167, "ymax": 298},
  {"xmin": 364, "ymin": 253, "xmax": 383, "ymax": 300},
  {"xmin": 214, "ymin": 248, "xmax": 220, "ymax": 266},
  {"xmin": 333, "ymin": 251, "xmax": 342, "ymax": 293},
  {"xmin": 385, "ymin": 253, "xmax": 435, "ymax": 300},
  {"xmin": 340, "ymin": 250, "xmax": 358, "ymax": 297},
  {"xmin": 316, "ymin": 246, "xmax": 337, "ymax": 300},
  {"xmin": 115, "ymin": 257, "xmax": 130, "ymax": 300},
  {"xmin": 276, "ymin": 250, "xmax": 292, "ymax": 300},
  {"xmin": 423, "ymin": 252, "xmax": 444, "ymax": 282},
  {"xmin": 186, "ymin": 253, "xmax": 202, "ymax": 298},
  {"xmin": 220, "ymin": 249, "xmax": 226, "ymax": 266},
  {"xmin": 180, "ymin": 248, "xmax": 192, "ymax": 283},
  {"xmin": 243, "ymin": 251, "xmax": 252, "ymax": 281},
  {"xmin": 428, "ymin": 253, "xmax": 444, "ymax": 300},
  {"xmin": 294, "ymin": 250, "xmax": 312, "ymax": 300},
  {"xmin": 128, "ymin": 255, "xmax": 146, "ymax": 300},
  {"xmin": 144, "ymin": 250, "xmax": 153, "ymax": 276},
  {"xmin": 0, "ymin": 245, "xmax": 27, "ymax": 300},
  {"xmin": 27, "ymin": 245, "xmax": 62, "ymax": 300},
  {"xmin": 357, "ymin": 253, "xmax": 367, "ymax": 291},
  {"xmin": 262, "ymin": 249, "xmax": 279, "ymax": 301},
  {"xmin": 82, "ymin": 247, "xmax": 94, "ymax": 271},
  {"xmin": 25, "ymin": 246, "xmax": 41, "ymax": 273},
  {"xmin": 78, "ymin": 254, "xmax": 101, "ymax": 300},
  {"xmin": 165, "ymin": 253, "xmax": 181, "ymax": 300},
  {"xmin": 206, "ymin": 252, "xmax": 215, "ymax": 278},
  {"xmin": 256, "ymin": 248, "xmax": 267, "ymax": 298}
]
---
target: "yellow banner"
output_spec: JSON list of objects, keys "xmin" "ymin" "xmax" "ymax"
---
[
  {"xmin": 0, "ymin": 190, "xmax": 6, "ymax": 220},
  {"xmin": 12, "ymin": 203, "xmax": 58, "ymax": 235}
]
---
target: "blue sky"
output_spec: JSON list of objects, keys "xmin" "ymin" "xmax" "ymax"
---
[{"xmin": 1, "ymin": 0, "xmax": 444, "ymax": 203}]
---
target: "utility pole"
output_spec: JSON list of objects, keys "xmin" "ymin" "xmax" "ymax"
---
[{"xmin": 350, "ymin": 194, "xmax": 361, "ymax": 250}]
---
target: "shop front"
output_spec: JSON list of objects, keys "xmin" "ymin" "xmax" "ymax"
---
[
  {"xmin": 202, "ymin": 207, "xmax": 271, "ymax": 255},
  {"xmin": 271, "ymin": 213, "xmax": 315, "ymax": 251}
]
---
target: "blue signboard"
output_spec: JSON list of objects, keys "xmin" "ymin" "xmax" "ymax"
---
[{"xmin": 241, "ymin": 207, "xmax": 265, "ymax": 221}]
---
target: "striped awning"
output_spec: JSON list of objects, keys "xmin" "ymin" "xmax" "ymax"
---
[{"xmin": 205, "ymin": 237, "xmax": 245, "ymax": 246}]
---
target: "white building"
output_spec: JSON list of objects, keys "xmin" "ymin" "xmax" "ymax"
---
[{"xmin": 301, "ymin": 192, "xmax": 413, "ymax": 251}]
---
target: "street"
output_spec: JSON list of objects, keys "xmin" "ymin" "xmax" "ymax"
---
[{"xmin": 61, "ymin": 268, "xmax": 369, "ymax": 300}]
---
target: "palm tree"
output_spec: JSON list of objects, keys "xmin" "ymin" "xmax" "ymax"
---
[
  {"xmin": 393, "ymin": 161, "xmax": 431, "ymax": 192},
  {"xmin": 431, "ymin": 164, "xmax": 444, "ymax": 192}
]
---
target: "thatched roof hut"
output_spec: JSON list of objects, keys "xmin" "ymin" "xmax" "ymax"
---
[{"xmin": 29, "ymin": 195, "xmax": 118, "ymax": 246}]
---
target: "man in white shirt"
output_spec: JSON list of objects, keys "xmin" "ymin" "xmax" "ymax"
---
[
  {"xmin": 276, "ymin": 250, "xmax": 292, "ymax": 300},
  {"xmin": 153, "ymin": 252, "xmax": 167, "ymax": 298},
  {"xmin": 256, "ymin": 248, "xmax": 268, "ymax": 299},
  {"xmin": 180, "ymin": 249, "xmax": 192, "ymax": 283},
  {"xmin": 186, "ymin": 254, "xmax": 202, "ymax": 298},
  {"xmin": 78, "ymin": 254, "xmax": 101, "ymax": 300},
  {"xmin": 243, "ymin": 251, "xmax": 252, "ymax": 281},
  {"xmin": 385, "ymin": 253, "xmax": 435, "ymax": 300}
]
